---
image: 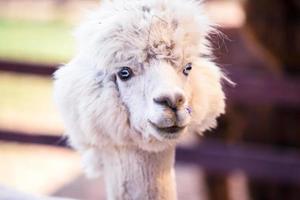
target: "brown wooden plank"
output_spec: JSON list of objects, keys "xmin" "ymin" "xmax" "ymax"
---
[
  {"xmin": 0, "ymin": 60, "xmax": 57, "ymax": 76},
  {"xmin": 176, "ymin": 140, "xmax": 300, "ymax": 185},
  {"xmin": 0, "ymin": 130, "xmax": 68, "ymax": 147},
  {"xmin": 225, "ymin": 69, "xmax": 300, "ymax": 107}
]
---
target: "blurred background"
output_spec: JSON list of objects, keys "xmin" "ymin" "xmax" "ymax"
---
[{"xmin": 0, "ymin": 0, "xmax": 299, "ymax": 199}]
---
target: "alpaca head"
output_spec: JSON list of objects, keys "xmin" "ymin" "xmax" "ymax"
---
[{"xmin": 54, "ymin": 0, "xmax": 226, "ymax": 156}]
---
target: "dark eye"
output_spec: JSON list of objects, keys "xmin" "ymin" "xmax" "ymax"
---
[
  {"xmin": 183, "ymin": 63, "xmax": 192, "ymax": 76},
  {"xmin": 117, "ymin": 66, "xmax": 133, "ymax": 81}
]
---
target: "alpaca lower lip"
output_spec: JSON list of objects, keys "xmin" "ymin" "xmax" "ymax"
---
[{"xmin": 149, "ymin": 121, "xmax": 186, "ymax": 135}]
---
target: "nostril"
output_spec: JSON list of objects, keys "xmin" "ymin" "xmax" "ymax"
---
[
  {"xmin": 153, "ymin": 96, "xmax": 172, "ymax": 108},
  {"xmin": 175, "ymin": 94, "xmax": 185, "ymax": 107}
]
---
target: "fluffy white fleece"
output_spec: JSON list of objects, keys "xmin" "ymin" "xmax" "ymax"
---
[{"xmin": 53, "ymin": 0, "xmax": 226, "ymax": 177}]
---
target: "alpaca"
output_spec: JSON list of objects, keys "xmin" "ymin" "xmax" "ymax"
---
[{"xmin": 53, "ymin": 0, "xmax": 226, "ymax": 199}]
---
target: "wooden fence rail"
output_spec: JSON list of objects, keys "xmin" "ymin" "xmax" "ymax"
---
[
  {"xmin": 1, "ymin": 129, "xmax": 300, "ymax": 185},
  {"xmin": 1, "ymin": 59, "xmax": 300, "ymax": 107},
  {"xmin": 0, "ymin": 60, "xmax": 56, "ymax": 76}
]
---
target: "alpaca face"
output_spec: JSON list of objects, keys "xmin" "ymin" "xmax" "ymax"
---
[
  {"xmin": 115, "ymin": 59, "xmax": 192, "ymax": 142},
  {"xmin": 54, "ymin": 0, "xmax": 226, "ymax": 155}
]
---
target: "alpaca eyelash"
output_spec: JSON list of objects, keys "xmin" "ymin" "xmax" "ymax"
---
[{"xmin": 183, "ymin": 63, "xmax": 192, "ymax": 76}]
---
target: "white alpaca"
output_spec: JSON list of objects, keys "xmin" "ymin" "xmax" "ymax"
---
[{"xmin": 53, "ymin": 0, "xmax": 226, "ymax": 199}]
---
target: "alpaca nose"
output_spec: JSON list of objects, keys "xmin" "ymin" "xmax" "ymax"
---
[{"xmin": 153, "ymin": 93, "xmax": 185, "ymax": 111}]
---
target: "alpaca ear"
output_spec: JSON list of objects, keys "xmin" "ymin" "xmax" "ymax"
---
[{"xmin": 189, "ymin": 60, "xmax": 226, "ymax": 134}]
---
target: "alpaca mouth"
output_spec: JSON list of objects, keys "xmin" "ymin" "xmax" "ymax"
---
[
  {"xmin": 157, "ymin": 126, "xmax": 185, "ymax": 133},
  {"xmin": 149, "ymin": 120, "xmax": 186, "ymax": 137}
]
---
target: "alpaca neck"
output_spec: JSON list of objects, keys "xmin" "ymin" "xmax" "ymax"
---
[{"xmin": 102, "ymin": 147, "xmax": 177, "ymax": 200}]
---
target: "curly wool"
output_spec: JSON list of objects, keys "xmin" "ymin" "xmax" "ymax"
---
[{"xmin": 53, "ymin": 0, "xmax": 226, "ymax": 177}]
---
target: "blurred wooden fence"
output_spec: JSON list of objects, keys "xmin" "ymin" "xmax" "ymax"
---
[
  {"xmin": 1, "ymin": 27, "xmax": 300, "ymax": 200},
  {"xmin": 1, "ymin": 59, "xmax": 300, "ymax": 185}
]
